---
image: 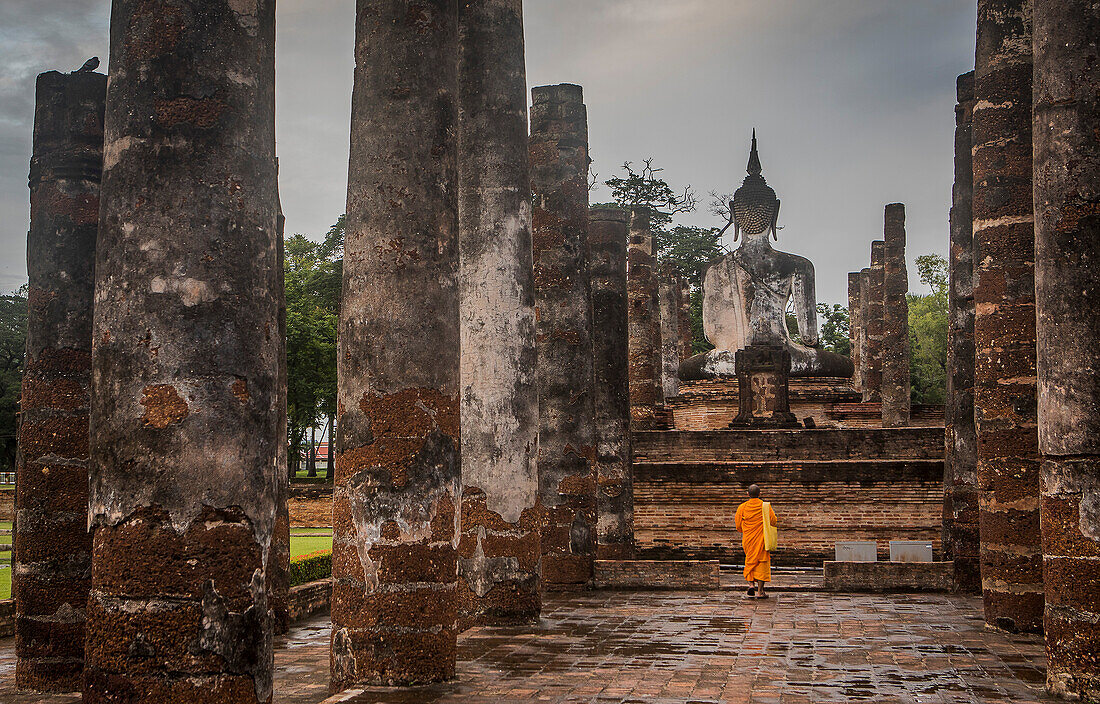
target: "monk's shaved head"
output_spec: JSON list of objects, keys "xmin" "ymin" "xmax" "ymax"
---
[{"xmin": 748, "ymin": 484, "xmax": 761, "ymax": 498}]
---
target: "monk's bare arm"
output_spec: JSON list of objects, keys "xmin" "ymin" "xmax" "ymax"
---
[
  {"xmin": 769, "ymin": 505, "xmax": 779, "ymax": 527},
  {"xmin": 792, "ymin": 258, "xmax": 820, "ymax": 347}
]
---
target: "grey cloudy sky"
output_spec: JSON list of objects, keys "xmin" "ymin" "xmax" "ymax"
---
[{"xmin": 0, "ymin": 0, "xmax": 976, "ymax": 304}]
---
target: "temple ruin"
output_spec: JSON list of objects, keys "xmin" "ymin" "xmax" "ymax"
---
[{"xmin": 1, "ymin": 0, "xmax": 1098, "ymax": 702}]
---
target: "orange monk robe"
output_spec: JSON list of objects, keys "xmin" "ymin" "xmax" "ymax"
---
[{"xmin": 735, "ymin": 498, "xmax": 778, "ymax": 582}]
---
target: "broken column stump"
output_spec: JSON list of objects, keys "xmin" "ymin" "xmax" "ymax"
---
[
  {"xmin": 848, "ymin": 271, "xmax": 862, "ymax": 393},
  {"xmin": 627, "ymin": 209, "xmax": 663, "ymax": 430},
  {"xmin": 456, "ymin": 0, "xmax": 540, "ymax": 630},
  {"xmin": 589, "ymin": 207, "xmax": 634, "ymax": 561},
  {"xmin": 945, "ymin": 71, "xmax": 980, "ymax": 594},
  {"xmin": 88, "ymin": 1, "xmax": 282, "ymax": 701},
  {"xmin": 1034, "ymin": 1, "xmax": 1100, "ymax": 697},
  {"xmin": 15, "ymin": 67, "xmax": 104, "ymax": 693},
  {"xmin": 881, "ymin": 203, "xmax": 911, "ymax": 428},
  {"xmin": 530, "ymin": 84, "xmax": 596, "ymax": 590},
  {"xmin": 332, "ymin": 0, "xmax": 461, "ymax": 689},
  {"xmin": 860, "ymin": 241, "xmax": 885, "ymax": 403},
  {"xmin": 973, "ymin": 0, "xmax": 1043, "ymax": 634}
]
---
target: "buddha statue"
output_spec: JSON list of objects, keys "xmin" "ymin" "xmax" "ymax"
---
[{"xmin": 679, "ymin": 133, "xmax": 854, "ymax": 380}]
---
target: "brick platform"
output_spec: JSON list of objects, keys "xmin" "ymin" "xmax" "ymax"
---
[
  {"xmin": 823, "ymin": 561, "xmax": 955, "ymax": 592},
  {"xmin": 634, "ymin": 429, "xmax": 945, "ymax": 565},
  {"xmin": 0, "ymin": 489, "xmax": 11, "ymax": 522},
  {"xmin": 594, "ymin": 559, "xmax": 720, "ymax": 590},
  {"xmin": 288, "ymin": 484, "xmax": 332, "ymax": 527}
]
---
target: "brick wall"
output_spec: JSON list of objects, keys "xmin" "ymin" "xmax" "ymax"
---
[
  {"xmin": 668, "ymin": 379, "xmax": 943, "ymax": 430},
  {"xmin": 288, "ymin": 484, "xmax": 332, "ymax": 527},
  {"xmin": 633, "ymin": 429, "xmax": 945, "ymax": 566},
  {"xmin": 594, "ymin": 560, "xmax": 720, "ymax": 590},
  {"xmin": 288, "ymin": 578, "xmax": 331, "ymax": 622},
  {"xmin": 823, "ymin": 561, "xmax": 954, "ymax": 592},
  {"xmin": 0, "ymin": 599, "xmax": 11, "ymax": 637},
  {"xmin": 0, "ymin": 488, "xmax": 12, "ymax": 522}
]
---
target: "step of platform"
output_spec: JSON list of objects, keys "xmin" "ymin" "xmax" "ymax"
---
[
  {"xmin": 634, "ymin": 458, "xmax": 943, "ymax": 483},
  {"xmin": 633, "ymin": 427, "xmax": 945, "ymax": 462}
]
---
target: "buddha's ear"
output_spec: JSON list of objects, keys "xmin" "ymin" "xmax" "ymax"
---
[
  {"xmin": 733, "ymin": 222, "xmax": 739, "ymax": 242},
  {"xmin": 771, "ymin": 199, "xmax": 782, "ymax": 240}
]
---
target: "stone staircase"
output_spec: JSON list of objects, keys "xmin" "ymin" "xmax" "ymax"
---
[{"xmin": 632, "ymin": 428, "xmax": 945, "ymax": 566}]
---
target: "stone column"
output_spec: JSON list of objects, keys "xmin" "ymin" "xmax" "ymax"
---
[
  {"xmin": 14, "ymin": 68, "xmax": 103, "ymax": 693},
  {"xmin": 659, "ymin": 267, "xmax": 682, "ymax": 400},
  {"xmin": 530, "ymin": 84, "xmax": 596, "ymax": 589},
  {"xmin": 88, "ymin": 0, "xmax": 281, "ymax": 699},
  {"xmin": 678, "ymin": 278, "xmax": 693, "ymax": 362},
  {"xmin": 881, "ymin": 204, "xmax": 911, "ymax": 427},
  {"xmin": 627, "ymin": 210, "xmax": 663, "ymax": 429},
  {"xmin": 861, "ymin": 242, "xmax": 885, "ymax": 403},
  {"xmin": 973, "ymin": 0, "xmax": 1042, "ymax": 633},
  {"xmin": 456, "ymin": 0, "xmax": 540, "ymax": 629},
  {"xmin": 589, "ymin": 207, "xmax": 633, "ymax": 560},
  {"xmin": 332, "ymin": 0, "xmax": 460, "ymax": 688},
  {"xmin": 848, "ymin": 272, "xmax": 862, "ymax": 392},
  {"xmin": 945, "ymin": 71, "xmax": 980, "ymax": 593},
  {"xmin": 1034, "ymin": 2, "xmax": 1100, "ymax": 696},
  {"xmin": 270, "ymin": 170, "xmax": 290, "ymax": 637}
]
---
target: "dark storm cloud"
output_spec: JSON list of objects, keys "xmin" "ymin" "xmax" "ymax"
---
[{"xmin": 0, "ymin": 0, "xmax": 976, "ymax": 304}]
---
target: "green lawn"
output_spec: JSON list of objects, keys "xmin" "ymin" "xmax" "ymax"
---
[
  {"xmin": 290, "ymin": 533, "xmax": 332, "ymax": 559},
  {"xmin": 0, "ymin": 566, "xmax": 9, "ymax": 601}
]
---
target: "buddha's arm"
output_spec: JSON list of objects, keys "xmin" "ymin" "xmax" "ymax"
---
[{"xmin": 792, "ymin": 260, "xmax": 820, "ymax": 347}]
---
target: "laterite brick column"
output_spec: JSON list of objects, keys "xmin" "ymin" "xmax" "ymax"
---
[
  {"xmin": 1034, "ymin": 2, "xmax": 1100, "ymax": 696},
  {"xmin": 530, "ymin": 83, "xmax": 596, "ymax": 590},
  {"xmin": 659, "ymin": 267, "xmax": 682, "ymax": 400},
  {"xmin": 270, "ymin": 178, "xmax": 290, "ymax": 636},
  {"xmin": 881, "ymin": 204, "xmax": 911, "ymax": 427},
  {"xmin": 88, "ymin": 1, "xmax": 281, "ymax": 700},
  {"xmin": 678, "ymin": 279, "xmax": 693, "ymax": 361},
  {"xmin": 333, "ymin": 0, "xmax": 461, "ymax": 688},
  {"xmin": 15, "ymin": 68, "xmax": 104, "ymax": 693},
  {"xmin": 973, "ymin": 0, "xmax": 1043, "ymax": 633},
  {"xmin": 589, "ymin": 207, "xmax": 633, "ymax": 560},
  {"xmin": 848, "ymin": 272, "xmax": 862, "ymax": 392},
  {"xmin": 456, "ymin": 0, "xmax": 540, "ymax": 629},
  {"xmin": 627, "ymin": 209, "xmax": 663, "ymax": 429},
  {"xmin": 860, "ymin": 241, "xmax": 885, "ymax": 402},
  {"xmin": 945, "ymin": 72, "xmax": 980, "ymax": 593}
]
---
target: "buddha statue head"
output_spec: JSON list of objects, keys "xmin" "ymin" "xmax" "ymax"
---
[{"xmin": 731, "ymin": 131, "xmax": 780, "ymax": 240}]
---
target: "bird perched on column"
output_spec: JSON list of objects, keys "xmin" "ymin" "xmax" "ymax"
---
[{"xmin": 76, "ymin": 57, "xmax": 100, "ymax": 73}]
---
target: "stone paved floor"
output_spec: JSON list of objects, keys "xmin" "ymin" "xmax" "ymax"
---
[{"xmin": 0, "ymin": 591, "xmax": 1052, "ymax": 704}]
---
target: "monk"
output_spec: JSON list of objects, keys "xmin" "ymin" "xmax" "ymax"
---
[{"xmin": 735, "ymin": 484, "xmax": 778, "ymax": 598}]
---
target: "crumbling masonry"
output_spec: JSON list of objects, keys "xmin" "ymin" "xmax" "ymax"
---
[
  {"xmin": 529, "ymin": 84, "xmax": 596, "ymax": 590},
  {"xmin": 1033, "ymin": 0, "xmax": 1100, "ymax": 696},
  {"xmin": 972, "ymin": 0, "xmax": 1043, "ymax": 634},
  {"xmin": 627, "ymin": 210, "xmax": 663, "ymax": 429},
  {"xmin": 15, "ymin": 68, "xmax": 104, "ymax": 693},
  {"xmin": 860, "ymin": 242, "xmax": 885, "ymax": 402},
  {"xmin": 87, "ymin": 1, "xmax": 282, "ymax": 700},
  {"xmin": 944, "ymin": 71, "xmax": 980, "ymax": 594},
  {"xmin": 880, "ymin": 204, "xmax": 911, "ymax": 428},
  {"xmin": 456, "ymin": 0, "xmax": 541, "ymax": 629},
  {"xmin": 589, "ymin": 207, "xmax": 634, "ymax": 560},
  {"xmin": 332, "ymin": 0, "xmax": 461, "ymax": 688}
]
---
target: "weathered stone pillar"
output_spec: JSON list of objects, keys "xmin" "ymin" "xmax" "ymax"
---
[
  {"xmin": 530, "ymin": 83, "xmax": 596, "ymax": 590},
  {"xmin": 678, "ymin": 278, "xmax": 693, "ymax": 362},
  {"xmin": 881, "ymin": 204, "xmax": 911, "ymax": 427},
  {"xmin": 945, "ymin": 71, "xmax": 981, "ymax": 594},
  {"xmin": 973, "ymin": 0, "xmax": 1042, "ymax": 633},
  {"xmin": 848, "ymin": 272, "xmax": 862, "ymax": 392},
  {"xmin": 14, "ymin": 67, "xmax": 103, "ymax": 693},
  {"xmin": 659, "ymin": 267, "xmax": 682, "ymax": 400},
  {"xmin": 88, "ymin": 0, "xmax": 281, "ymax": 699},
  {"xmin": 332, "ymin": 0, "xmax": 461, "ymax": 688},
  {"xmin": 270, "ymin": 168, "xmax": 290, "ymax": 637},
  {"xmin": 1034, "ymin": 2, "xmax": 1100, "ymax": 696},
  {"xmin": 456, "ymin": 0, "xmax": 540, "ymax": 629},
  {"xmin": 627, "ymin": 210, "xmax": 663, "ymax": 429},
  {"xmin": 861, "ymin": 242, "xmax": 885, "ymax": 403},
  {"xmin": 589, "ymin": 207, "xmax": 633, "ymax": 560}
]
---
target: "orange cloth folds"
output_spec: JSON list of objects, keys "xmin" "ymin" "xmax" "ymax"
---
[{"xmin": 735, "ymin": 498, "xmax": 779, "ymax": 583}]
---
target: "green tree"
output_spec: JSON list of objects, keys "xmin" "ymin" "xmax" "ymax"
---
[
  {"xmin": 285, "ymin": 221, "xmax": 342, "ymax": 480},
  {"xmin": 784, "ymin": 304, "xmax": 849, "ymax": 355},
  {"xmin": 0, "ymin": 287, "xmax": 27, "ymax": 470},
  {"xmin": 908, "ymin": 253, "xmax": 949, "ymax": 405}
]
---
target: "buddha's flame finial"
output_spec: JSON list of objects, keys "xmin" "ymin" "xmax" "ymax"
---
[{"xmin": 747, "ymin": 129, "xmax": 762, "ymax": 176}]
